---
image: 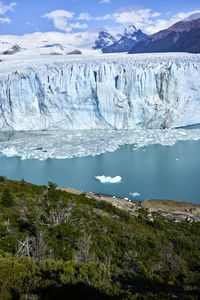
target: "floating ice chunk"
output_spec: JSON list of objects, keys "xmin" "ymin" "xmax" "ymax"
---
[
  {"xmin": 1, "ymin": 147, "xmax": 17, "ymax": 157},
  {"xmin": 95, "ymin": 175, "xmax": 122, "ymax": 183},
  {"xmin": 176, "ymin": 158, "xmax": 179, "ymax": 161},
  {"xmin": 130, "ymin": 192, "xmax": 140, "ymax": 197}
]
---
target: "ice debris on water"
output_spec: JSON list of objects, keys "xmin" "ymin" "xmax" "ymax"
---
[
  {"xmin": 0, "ymin": 127, "xmax": 200, "ymax": 160},
  {"xmin": 1, "ymin": 147, "xmax": 17, "ymax": 157}
]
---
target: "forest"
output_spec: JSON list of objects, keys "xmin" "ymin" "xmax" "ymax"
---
[{"xmin": 0, "ymin": 177, "xmax": 200, "ymax": 299}]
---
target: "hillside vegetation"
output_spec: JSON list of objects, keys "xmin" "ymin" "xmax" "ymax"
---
[{"xmin": 0, "ymin": 177, "xmax": 200, "ymax": 299}]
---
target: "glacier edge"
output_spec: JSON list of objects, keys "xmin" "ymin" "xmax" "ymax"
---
[{"xmin": 0, "ymin": 53, "xmax": 200, "ymax": 131}]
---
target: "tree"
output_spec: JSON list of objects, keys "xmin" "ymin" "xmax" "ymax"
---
[
  {"xmin": 0, "ymin": 176, "xmax": 6, "ymax": 182},
  {"xmin": 48, "ymin": 181, "xmax": 58, "ymax": 189},
  {"xmin": 1, "ymin": 189, "xmax": 14, "ymax": 207}
]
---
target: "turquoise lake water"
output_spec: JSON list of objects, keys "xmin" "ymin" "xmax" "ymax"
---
[{"xmin": 0, "ymin": 138, "xmax": 200, "ymax": 203}]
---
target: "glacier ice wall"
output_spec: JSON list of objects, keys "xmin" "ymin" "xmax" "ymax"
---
[{"xmin": 0, "ymin": 53, "xmax": 200, "ymax": 131}]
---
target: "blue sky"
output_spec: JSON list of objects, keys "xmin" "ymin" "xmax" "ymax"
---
[{"xmin": 0, "ymin": 0, "xmax": 200, "ymax": 36}]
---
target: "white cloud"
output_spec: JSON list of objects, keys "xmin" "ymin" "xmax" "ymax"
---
[
  {"xmin": 113, "ymin": 8, "xmax": 152, "ymax": 26},
  {"xmin": 100, "ymin": 6, "xmax": 200, "ymax": 35},
  {"xmin": 77, "ymin": 12, "xmax": 111, "ymax": 22},
  {"xmin": 43, "ymin": 10, "xmax": 74, "ymax": 20},
  {"xmin": 144, "ymin": 9, "xmax": 200, "ymax": 34},
  {"xmin": 176, "ymin": 10, "xmax": 200, "ymax": 19},
  {"xmin": 77, "ymin": 12, "xmax": 91, "ymax": 21},
  {"xmin": 151, "ymin": 12, "xmax": 161, "ymax": 18},
  {"xmin": 0, "ymin": 17, "xmax": 10, "ymax": 23},
  {"xmin": 94, "ymin": 14, "xmax": 111, "ymax": 21},
  {"xmin": 0, "ymin": 1, "xmax": 16, "ymax": 15},
  {"xmin": 43, "ymin": 7, "xmax": 200, "ymax": 37},
  {"xmin": 100, "ymin": 0, "xmax": 110, "ymax": 4},
  {"xmin": 42, "ymin": 9, "xmax": 88, "ymax": 32},
  {"xmin": 42, "ymin": 10, "xmax": 75, "ymax": 32},
  {"xmin": 0, "ymin": 29, "xmax": 100, "ymax": 51},
  {"xmin": 70, "ymin": 22, "xmax": 88, "ymax": 30}
]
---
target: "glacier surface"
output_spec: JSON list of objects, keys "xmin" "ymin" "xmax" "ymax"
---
[{"xmin": 0, "ymin": 53, "xmax": 200, "ymax": 130}]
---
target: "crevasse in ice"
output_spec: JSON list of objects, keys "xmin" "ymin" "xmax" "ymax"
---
[{"xmin": 0, "ymin": 53, "xmax": 200, "ymax": 131}]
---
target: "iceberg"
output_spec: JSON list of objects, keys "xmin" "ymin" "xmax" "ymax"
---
[
  {"xmin": 130, "ymin": 192, "xmax": 140, "ymax": 197},
  {"xmin": 0, "ymin": 53, "xmax": 200, "ymax": 131},
  {"xmin": 95, "ymin": 175, "xmax": 122, "ymax": 183}
]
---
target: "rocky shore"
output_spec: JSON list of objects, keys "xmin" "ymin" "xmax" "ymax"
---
[{"xmin": 58, "ymin": 187, "xmax": 200, "ymax": 222}]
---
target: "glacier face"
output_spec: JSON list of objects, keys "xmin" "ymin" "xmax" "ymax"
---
[{"xmin": 0, "ymin": 53, "xmax": 200, "ymax": 131}]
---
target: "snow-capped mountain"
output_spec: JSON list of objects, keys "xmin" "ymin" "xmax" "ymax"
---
[
  {"xmin": 93, "ymin": 25, "xmax": 147, "ymax": 53},
  {"xmin": 0, "ymin": 31, "xmax": 102, "ymax": 56},
  {"xmin": 93, "ymin": 31, "xmax": 116, "ymax": 50},
  {"xmin": 123, "ymin": 24, "xmax": 137, "ymax": 37},
  {"xmin": 0, "ymin": 40, "xmax": 100, "ymax": 57},
  {"xmin": 0, "ymin": 44, "xmax": 22, "ymax": 55}
]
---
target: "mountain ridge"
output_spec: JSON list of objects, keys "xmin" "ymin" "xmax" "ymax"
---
[
  {"xmin": 94, "ymin": 25, "xmax": 147, "ymax": 53},
  {"xmin": 129, "ymin": 18, "xmax": 200, "ymax": 54}
]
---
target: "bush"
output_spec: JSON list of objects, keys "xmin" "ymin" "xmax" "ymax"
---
[
  {"xmin": 1, "ymin": 188, "xmax": 14, "ymax": 207},
  {"xmin": 0, "ymin": 176, "xmax": 6, "ymax": 182},
  {"xmin": 48, "ymin": 181, "xmax": 58, "ymax": 189},
  {"xmin": 0, "ymin": 255, "xmax": 40, "ymax": 298}
]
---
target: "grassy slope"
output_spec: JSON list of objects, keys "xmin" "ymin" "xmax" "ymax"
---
[{"xmin": 0, "ymin": 178, "xmax": 200, "ymax": 299}]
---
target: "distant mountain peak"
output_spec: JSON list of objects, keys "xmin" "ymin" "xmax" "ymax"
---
[
  {"xmin": 1, "ymin": 44, "xmax": 23, "ymax": 55},
  {"xmin": 93, "ymin": 25, "xmax": 147, "ymax": 53},
  {"xmin": 123, "ymin": 24, "xmax": 137, "ymax": 37},
  {"xmin": 93, "ymin": 30, "xmax": 116, "ymax": 50}
]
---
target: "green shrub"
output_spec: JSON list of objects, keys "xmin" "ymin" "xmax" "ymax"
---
[
  {"xmin": 0, "ymin": 176, "xmax": 6, "ymax": 182},
  {"xmin": 0, "ymin": 179, "xmax": 199, "ymax": 299},
  {"xmin": 1, "ymin": 188, "xmax": 14, "ymax": 207},
  {"xmin": 48, "ymin": 181, "xmax": 58, "ymax": 189},
  {"xmin": 0, "ymin": 254, "xmax": 40, "ymax": 298}
]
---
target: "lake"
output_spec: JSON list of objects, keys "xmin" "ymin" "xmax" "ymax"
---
[{"xmin": 0, "ymin": 130, "xmax": 200, "ymax": 203}]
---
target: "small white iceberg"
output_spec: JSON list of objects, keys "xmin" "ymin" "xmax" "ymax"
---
[
  {"xmin": 130, "ymin": 192, "xmax": 140, "ymax": 197},
  {"xmin": 95, "ymin": 175, "xmax": 122, "ymax": 183}
]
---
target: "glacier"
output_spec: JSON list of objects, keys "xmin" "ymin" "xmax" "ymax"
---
[{"xmin": 0, "ymin": 52, "xmax": 200, "ymax": 131}]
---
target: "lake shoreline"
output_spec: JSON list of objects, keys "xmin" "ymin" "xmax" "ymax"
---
[{"xmin": 58, "ymin": 186, "xmax": 200, "ymax": 222}]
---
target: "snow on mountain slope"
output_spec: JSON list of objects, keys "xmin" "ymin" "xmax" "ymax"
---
[
  {"xmin": 0, "ymin": 31, "xmax": 102, "ymax": 57},
  {"xmin": 93, "ymin": 31, "xmax": 116, "ymax": 50},
  {"xmin": 0, "ymin": 52, "xmax": 200, "ymax": 131},
  {"xmin": 94, "ymin": 25, "xmax": 147, "ymax": 53},
  {"xmin": 0, "ymin": 41, "xmax": 100, "ymax": 57}
]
